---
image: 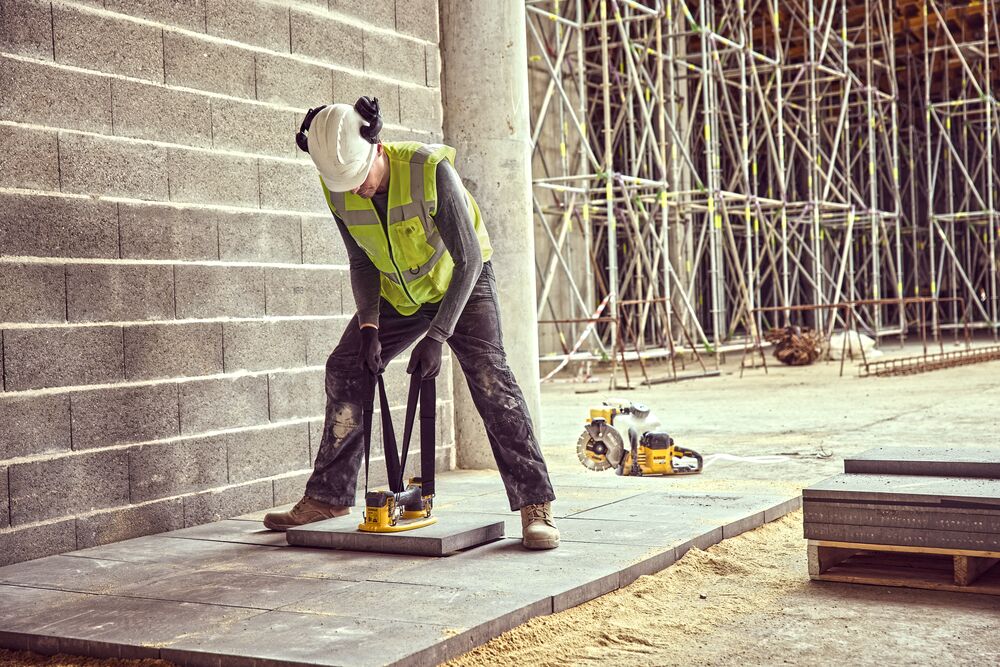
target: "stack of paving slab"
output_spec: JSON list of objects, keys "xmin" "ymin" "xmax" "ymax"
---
[{"xmin": 803, "ymin": 446, "xmax": 1000, "ymax": 552}]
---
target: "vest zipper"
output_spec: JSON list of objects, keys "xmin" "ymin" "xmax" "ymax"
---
[{"xmin": 376, "ymin": 204, "xmax": 418, "ymax": 306}]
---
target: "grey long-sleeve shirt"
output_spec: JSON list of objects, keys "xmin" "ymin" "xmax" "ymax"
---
[{"xmin": 333, "ymin": 159, "xmax": 485, "ymax": 342}]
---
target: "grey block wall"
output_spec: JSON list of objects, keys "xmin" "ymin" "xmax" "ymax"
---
[{"xmin": 0, "ymin": 0, "xmax": 452, "ymax": 566}]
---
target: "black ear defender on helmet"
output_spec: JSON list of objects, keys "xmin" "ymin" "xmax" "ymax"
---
[
  {"xmin": 354, "ymin": 96, "xmax": 382, "ymax": 144},
  {"xmin": 295, "ymin": 105, "xmax": 327, "ymax": 153}
]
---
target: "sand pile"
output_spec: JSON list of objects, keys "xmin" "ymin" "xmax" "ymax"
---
[{"xmin": 447, "ymin": 511, "xmax": 808, "ymax": 667}]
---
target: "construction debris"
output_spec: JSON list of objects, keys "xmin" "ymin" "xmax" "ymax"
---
[{"xmin": 764, "ymin": 327, "xmax": 824, "ymax": 366}]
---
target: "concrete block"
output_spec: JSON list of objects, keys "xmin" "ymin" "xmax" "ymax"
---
[
  {"xmin": 304, "ymin": 317, "xmax": 350, "ymax": 365},
  {"xmin": 212, "ymin": 98, "xmax": 297, "ymax": 159},
  {"xmin": 2, "ymin": 326, "xmax": 124, "ymax": 391},
  {"xmin": 218, "ymin": 211, "xmax": 302, "ymax": 263},
  {"xmin": 129, "ymin": 437, "xmax": 229, "ymax": 502},
  {"xmin": 182, "ymin": 479, "xmax": 272, "ymax": 526},
  {"xmin": 164, "ymin": 32, "xmax": 255, "ymax": 99},
  {"xmin": 301, "ymin": 215, "xmax": 349, "ymax": 265},
  {"xmin": 400, "ymin": 85, "xmax": 443, "ymax": 133},
  {"xmin": 0, "ymin": 193, "xmax": 118, "ymax": 259},
  {"xmin": 255, "ymin": 52, "xmax": 331, "ymax": 108},
  {"xmin": 0, "ymin": 393, "xmax": 71, "ymax": 459},
  {"xmin": 207, "ymin": 0, "xmax": 289, "ymax": 52},
  {"xmin": 70, "ymin": 383, "xmax": 180, "ymax": 450},
  {"xmin": 124, "ymin": 322, "xmax": 223, "ymax": 381},
  {"xmin": 364, "ymin": 31, "xmax": 426, "ymax": 85},
  {"xmin": 112, "ymin": 79, "xmax": 212, "ymax": 148},
  {"xmin": 105, "ymin": 0, "xmax": 207, "ymax": 32},
  {"xmin": 268, "ymin": 368, "xmax": 324, "ymax": 421},
  {"xmin": 119, "ymin": 202, "xmax": 218, "ymax": 261},
  {"xmin": 179, "ymin": 375, "xmax": 269, "ymax": 434},
  {"xmin": 803, "ymin": 473, "xmax": 1000, "ymax": 505},
  {"xmin": 0, "ymin": 263, "xmax": 65, "ymax": 324},
  {"xmin": 265, "ymin": 267, "xmax": 344, "ymax": 316},
  {"xmin": 9, "ymin": 449, "xmax": 129, "ymax": 525},
  {"xmin": 426, "ymin": 44, "xmax": 440, "ymax": 87},
  {"xmin": 396, "ymin": 0, "xmax": 439, "ymax": 43},
  {"xmin": 66, "ymin": 264, "xmax": 175, "ymax": 322},
  {"xmin": 288, "ymin": 513, "xmax": 505, "ymax": 556},
  {"xmin": 163, "ymin": 518, "xmax": 291, "ymax": 546},
  {"xmin": 76, "ymin": 498, "xmax": 185, "ymax": 549},
  {"xmin": 0, "ymin": 0, "xmax": 54, "ymax": 60},
  {"xmin": 290, "ymin": 10, "xmax": 362, "ymax": 69},
  {"xmin": 803, "ymin": 521, "xmax": 1000, "ymax": 552},
  {"xmin": 53, "ymin": 5, "xmax": 163, "ymax": 80},
  {"xmin": 227, "ymin": 423, "xmax": 310, "ymax": 483},
  {"xmin": 0, "ymin": 125, "xmax": 59, "ymax": 190},
  {"xmin": 223, "ymin": 319, "xmax": 306, "ymax": 372},
  {"xmin": 329, "ymin": 0, "xmax": 394, "ymax": 29},
  {"xmin": 273, "ymin": 471, "xmax": 310, "ymax": 504},
  {"xmin": 0, "ymin": 56, "xmax": 112, "ymax": 133},
  {"xmin": 1, "ymin": 466, "xmax": 7, "ymax": 528},
  {"xmin": 802, "ymin": 499, "xmax": 1000, "ymax": 534},
  {"xmin": 332, "ymin": 69, "xmax": 400, "ymax": 123},
  {"xmin": 174, "ymin": 265, "xmax": 266, "ymax": 318},
  {"xmin": 844, "ymin": 446, "xmax": 1000, "ymax": 478},
  {"xmin": 0, "ymin": 520, "xmax": 76, "ymax": 566},
  {"xmin": 168, "ymin": 148, "xmax": 259, "ymax": 207},
  {"xmin": 259, "ymin": 158, "xmax": 328, "ymax": 213},
  {"xmin": 59, "ymin": 133, "xmax": 169, "ymax": 200}
]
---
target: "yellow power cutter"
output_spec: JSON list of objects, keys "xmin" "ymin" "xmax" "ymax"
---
[
  {"xmin": 359, "ymin": 371, "xmax": 437, "ymax": 533},
  {"xmin": 577, "ymin": 400, "xmax": 703, "ymax": 476}
]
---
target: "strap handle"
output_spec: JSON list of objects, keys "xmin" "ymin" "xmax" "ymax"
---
[{"xmin": 362, "ymin": 371, "xmax": 436, "ymax": 499}]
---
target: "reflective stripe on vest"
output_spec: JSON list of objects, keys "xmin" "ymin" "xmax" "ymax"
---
[{"xmin": 320, "ymin": 142, "xmax": 493, "ymax": 315}]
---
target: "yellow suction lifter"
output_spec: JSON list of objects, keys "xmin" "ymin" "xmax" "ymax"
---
[{"xmin": 358, "ymin": 369, "xmax": 438, "ymax": 533}]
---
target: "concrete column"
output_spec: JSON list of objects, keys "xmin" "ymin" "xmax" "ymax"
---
[{"xmin": 439, "ymin": 1, "xmax": 542, "ymax": 469}]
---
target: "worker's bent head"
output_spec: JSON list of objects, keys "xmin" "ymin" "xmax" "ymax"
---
[{"xmin": 297, "ymin": 97, "xmax": 384, "ymax": 194}]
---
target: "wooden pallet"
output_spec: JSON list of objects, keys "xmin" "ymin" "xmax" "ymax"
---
[{"xmin": 808, "ymin": 539, "xmax": 1000, "ymax": 595}]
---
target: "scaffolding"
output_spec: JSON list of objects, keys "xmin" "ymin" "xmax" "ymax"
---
[{"xmin": 527, "ymin": 0, "xmax": 999, "ymax": 380}]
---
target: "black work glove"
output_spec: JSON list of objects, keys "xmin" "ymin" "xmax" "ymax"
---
[
  {"xmin": 358, "ymin": 326, "xmax": 383, "ymax": 374},
  {"xmin": 407, "ymin": 337, "xmax": 443, "ymax": 379}
]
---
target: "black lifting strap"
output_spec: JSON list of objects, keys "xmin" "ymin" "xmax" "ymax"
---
[{"xmin": 362, "ymin": 372, "xmax": 436, "ymax": 499}]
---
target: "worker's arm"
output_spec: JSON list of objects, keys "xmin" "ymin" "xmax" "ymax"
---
[
  {"xmin": 425, "ymin": 160, "xmax": 485, "ymax": 342},
  {"xmin": 334, "ymin": 216, "xmax": 381, "ymax": 329}
]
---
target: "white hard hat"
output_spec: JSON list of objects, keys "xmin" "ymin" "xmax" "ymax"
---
[{"xmin": 305, "ymin": 104, "xmax": 378, "ymax": 192}]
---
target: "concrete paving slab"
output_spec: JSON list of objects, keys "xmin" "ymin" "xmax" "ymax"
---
[
  {"xmin": 71, "ymin": 534, "xmax": 281, "ymax": 566},
  {"xmin": 803, "ymin": 500, "xmax": 1000, "ymax": 534},
  {"xmin": 162, "ymin": 519, "xmax": 293, "ymax": 547},
  {"xmin": 569, "ymin": 491, "xmax": 790, "ymax": 524},
  {"xmin": 202, "ymin": 543, "xmax": 426, "ymax": 583},
  {"xmin": 159, "ymin": 609, "xmax": 468, "ymax": 667},
  {"xmin": 281, "ymin": 579, "xmax": 547, "ymax": 629},
  {"xmin": 844, "ymin": 446, "xmax": 1000, "ymax": 478},
  {"xmin": 114, "ymin": 570, "xmax": 356, "ymax": 610},
  {"xmin": 0, "ymin": 555, "xmax": 184, "ymax": 595},
  {"xmin": 0, "ymin": 591, "xmax": 263, "ymax": 661},
  {"xmin": 803, "ymin": 474, "xmax": 1000, "ymax": 506},
  {"xmin": 286, "ymin": 512, "xmax": 505, "ymax": 556},
  {"xmin": 803, "ymin": 521, "xmax": 1000, "ymax": 552}
]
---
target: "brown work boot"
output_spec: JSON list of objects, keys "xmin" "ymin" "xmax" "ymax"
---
[
  {"xmin": 263, "ymin": 496, "xmax": 350, "ymax": 531},
  {"xmin": 520, "ymin": 502, "xmax": 560, "ymax": 550}
]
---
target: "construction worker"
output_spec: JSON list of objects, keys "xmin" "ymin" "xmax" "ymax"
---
[{"xmin": 263, "ymin": 97, "xmax": 559, "ymax": 550}]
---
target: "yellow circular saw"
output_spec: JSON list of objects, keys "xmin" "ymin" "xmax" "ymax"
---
[{"xmin": 576, "ymin": 417, "xmax": 625, "ymax": 471}]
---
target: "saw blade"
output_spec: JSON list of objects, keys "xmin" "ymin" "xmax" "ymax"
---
[{"xmin": 576, "ymin": 423, "xmax": 625, "ymax": 472}]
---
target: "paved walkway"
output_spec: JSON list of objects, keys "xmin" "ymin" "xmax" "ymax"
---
[{"xmin": 0, "ymin": 469, "xmax": 797, "ymax": 667}]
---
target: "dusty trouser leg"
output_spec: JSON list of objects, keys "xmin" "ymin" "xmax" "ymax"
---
[
  {"xmin": 445, "ymin": 263, "xmax": 556, "ymax": 511},
  {"xmin": 304, "ymin": 308, "xmax": 427, "ymax": 506}
]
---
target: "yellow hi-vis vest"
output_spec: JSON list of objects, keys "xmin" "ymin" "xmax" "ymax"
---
[{"xmin": 321, "ymin": 142, "xmax": 493, "ymax": 316}]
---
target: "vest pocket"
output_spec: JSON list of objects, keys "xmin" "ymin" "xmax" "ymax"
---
[{"xmin": 392, "ymin": 217, "xmax": 435, "ymax": 270}]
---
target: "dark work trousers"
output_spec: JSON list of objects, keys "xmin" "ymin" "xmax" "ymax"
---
[{"xmin": 304, "ymin": 262, "xmax": 556, "ymax": 511}]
